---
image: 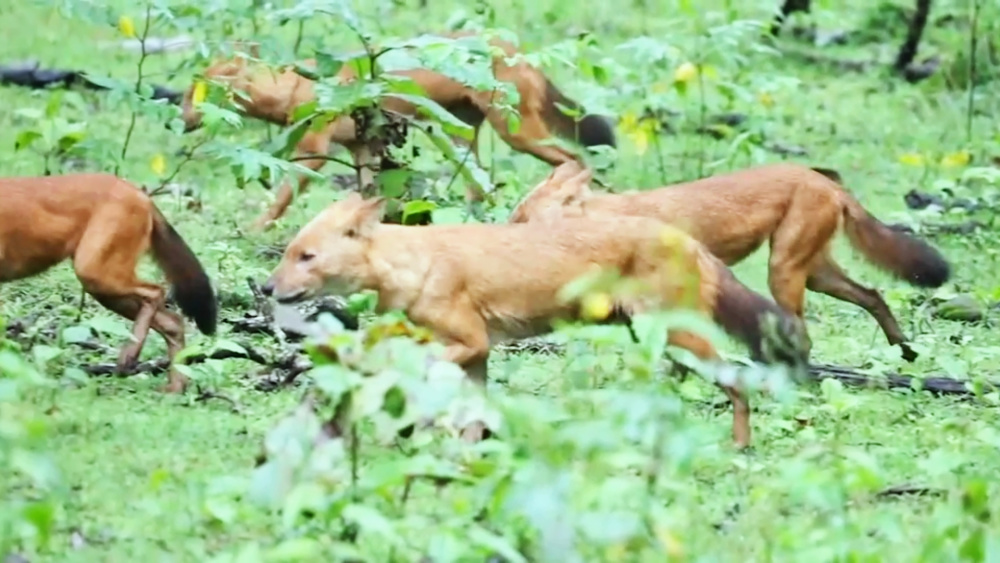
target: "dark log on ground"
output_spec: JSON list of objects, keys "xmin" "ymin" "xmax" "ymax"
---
[
  {"xmin": 496, "ymin": 340, "xmax": 1000, "ymax": 397},
  {"xmin": 0, "ymin": 60, "xmax": 182, "ymax": 104}
]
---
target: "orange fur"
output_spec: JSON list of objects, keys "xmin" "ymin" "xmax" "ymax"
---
[
  {"xmin": 509, "ymin": 162, "xmax": 951, "ymax": 361},
  {"xmin": 0, "ymin": 173, "xmax": 218, "ymax": 392},
  {"xmin": 262, "ymin": 190, "xmax": 810, "ymax": 449},
  {"xmin": 180, "ymin": 32, "xmax": 616, "ymax": 231}
]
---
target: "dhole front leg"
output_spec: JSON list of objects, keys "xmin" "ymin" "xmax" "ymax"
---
[
  {"xmin": 251, "ymin": 131, "xmax": 331, "ymax": 232},
  {"xmin": 667, "ymin": 329, "xmax": 751, "ymax": 449},
  {"xmin": 419, "ymin": 303, "xmax": 493, "ymax": 443}
]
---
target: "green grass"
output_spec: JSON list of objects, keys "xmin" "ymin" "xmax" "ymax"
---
[{"xmin": 2, "ymin": 0, "xmax": 1000, "ymax": 560}]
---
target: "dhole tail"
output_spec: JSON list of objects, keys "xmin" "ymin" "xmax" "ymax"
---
[
  {"xmin": 543, "ymin": 80, "xmax": 616, "ymax": 149},
  {"xmin": 841, "ymin": 196, "xmax": 950, "ymax": 288},
  {"xmin": 711, "ymin": 269, "xmax": 811, "ymax": 366},
  {"xmin": 150, "ymin": 208, "xmax": 219, "ymax": 335}
]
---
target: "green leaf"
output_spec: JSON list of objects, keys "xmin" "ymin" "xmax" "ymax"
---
[
  {"xmin": 264, "ymin": 537, "xmax": 325, "ymax": 562},
  {"xmin": 60, "ymin": 325, "xmax": 94, "ymax": 345},
  {"xmin": 466, "ymin": 526, "xmax": 527, "ymax": 563},
  {"xmin": 22, "ymin": 501, "xmax": 57, "ymax": 548},
  {"xmin": 213, "ymin": 340, "xmax": 249, "ymax": 356},
  {"xmin": 402, "ymin": 199, "xmax": 437, "ymax": 224},
  {"xmin": 430, "ymin": 206, "xmax": 468, "ymax": 225},
  {"xmin": 341, "ymin": 504, "xmax": 402, "ymax": 544},
  {"xmin": 204, "ymin": 497, "xmax": 238, "ymax": 526},
  {"xmin": 377, "ymin": 168, "xmax": 411, "ymax": 199},
  {"xmin": 14, "ymin": 130, "xmax": 42, "ymax": 152},
  {"xmin": 31, "ymin": 345, "xmax": 63, "ymax": 367},
  {"xmin": 386, "ymin": 93, "xmax": 474, "ymax": 139}
]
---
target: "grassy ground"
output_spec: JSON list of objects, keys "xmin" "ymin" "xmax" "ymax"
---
[{"xmin": 2, "ymin": 0, "xmax": 1000, "ymax": 560}]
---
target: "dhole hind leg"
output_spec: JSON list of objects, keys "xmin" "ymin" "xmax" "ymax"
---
[
  {"xmin": 91, "ymin": 295, "xmax": 189, "ymax": 392},
  {"xmin": 252, "ymin": 131, "xmax": 331, "ymax": 232},
  {"xmin": 667, "ymin": 329, "xmax": 751, "ymax": 450},
  {"xmin": 473, "ymin": 96, "xmax": 579, "ymax": 167},
  {"xmin": 73, "ymin": 211, "xmax": 186, "ymax": 392},
  {"xmin": 806, "ymin": 257, "xmax": 917, "ymax": 361}
]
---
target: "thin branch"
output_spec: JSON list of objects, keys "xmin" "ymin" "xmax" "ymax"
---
[{"xmin": 115, "ymin": 4, "xmax": 154, "ymax": 176}]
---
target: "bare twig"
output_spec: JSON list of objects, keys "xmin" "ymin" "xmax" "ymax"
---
[{"xmin": 116, "ymin": 4, "xmax": 154, "ymax": 176}]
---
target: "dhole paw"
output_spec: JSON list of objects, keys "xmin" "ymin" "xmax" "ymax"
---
[
  {"xmin": 249, "ymin": 217, "xmax": 276, "ymax": 233},
  {"xmin": 900, "ymin": 344, "xmax": 919, "ymax": 363},
  {"xmin": 158, "ymin": 374, "xmax": 189, "ymax": 394},
  {"xmin": 116, "ymin": 348, "xmax": 141, "ymax": 375}
]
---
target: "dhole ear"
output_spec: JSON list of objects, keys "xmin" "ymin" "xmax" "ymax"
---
[
  {"xmin": 346, "ymin": 196, "xmax": 386, "ymax": 238},
  {"xmin": 547, "ymin": 161, "xmax": 586, "ymax": 186}
]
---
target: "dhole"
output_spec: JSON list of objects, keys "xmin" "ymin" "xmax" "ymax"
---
[
  {"xmin": 260, "ymin": 182, "xmax": 810, "ymax": 449},
  {"xmin": 508, "ymin": 162, "xmax": 951, "ymax": 361},
  {"xmin": 179, "ymin": 32, "xmax": 617, "ymax": 231},
  {"xmin": 0, "ymin": 173, "xmax": 218, "ymax": 393}
]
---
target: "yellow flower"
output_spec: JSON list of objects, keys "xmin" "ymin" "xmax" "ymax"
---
[
  {"xmin": 940, "ymin": 150, "xmax": 971, "ymax": 168},
  {"xmin": 192, "ymin": 80, "xmax": 208, "ymax": 105},
  {"xmin": 150, "ymin": 154, "xmax": 166, "ymax": 176},
  {"xmin": 898, "ymin": 153, "xmax": 925, "ymax": 167},
  {"xmin": 758, "ymin": 91, "xmax": 775, "ymax": 108},
  {"xmin": 118, "ymin": 15, "xmax": 136, "ymax": 39},
  {"xmin": 674, "ymin": 61, "xmax": 698, "ymax": 83},
  {"xmin": 581, "ymin": 292, "xmax": 613, "ymax": 321}
]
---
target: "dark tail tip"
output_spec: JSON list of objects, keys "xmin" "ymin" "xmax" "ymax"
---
[
  {"xmin": 175, "ymin": 284, "xmax": 219, "ymax": 336},
  {"xmin": 578, "ymin": 114, "xmax": 617, "ymax": 148},
  {"xmin": 905, "ymin": 239, "xmax": 951, "ymax": 288}
]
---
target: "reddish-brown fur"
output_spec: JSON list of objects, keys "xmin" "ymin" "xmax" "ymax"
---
[
  {"xmin": 0, "ymin": 173, "xmax": 218, "ymax": 392},
  {"xmin": 261, "ymin": 179, "xmax": 810, "ymax": 449},
  {"xmin": 179, "ymin": 33, "xmax": 616, "ymax": 231},
  {"xmin": 509, "ymin": 162, "xmax": 951, "ymax": 361}
]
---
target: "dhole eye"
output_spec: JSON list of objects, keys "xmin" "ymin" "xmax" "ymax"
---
[{"xmin": 299, "ymin": 251, "xmax": 315, "ymax": 262}]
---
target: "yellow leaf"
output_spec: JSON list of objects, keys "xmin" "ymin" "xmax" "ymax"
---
[
  {"xmin": 150, "ymin": 154, "xmax": 166, "ymax": 176},
  {"xmin": 940, "ymin": 150, "xmax": 972, "ymax": 168},
  {"xmin": 603, "ymin": 542, "xmax": 629, "ymax": 561},
  {"xmin": 118, "ymin": 15, "xmax": 136, "ymax": 39},
  {"xmin": 629, "ymin": 128, "xmax": 650, "ymax": 156},
  {"xmin": 758, "ymin": 91, "xmax": 775, "ymax": 108},
  {"xmin": 673, "ymin": 61, "xmax": 698, "ymax": 84},
  {"xmin": 581, "ymin": 292, "xmax": 612, "ymax": 321},
  {"xmin": 699, "ymin": 64, "xmax": 719, "ymax": 81},
  {"xmin": 898, "ymin": 152, "xmax": 925, "ymax": 167},
  {"xmin": 655, "ymin": 527, "xmax": 685, "ymax": 559},
  {"xmin": 619, "ymin": 110, "xmax": 639, "ymax": 132},
  {"xmin": 192, "ymin": 80, "xmax": 208, "ymax": 105}
]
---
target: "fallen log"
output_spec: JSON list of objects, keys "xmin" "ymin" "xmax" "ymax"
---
[{"xmin": 0, "ymin": 60, "xmax": 182, "ymax": 104}]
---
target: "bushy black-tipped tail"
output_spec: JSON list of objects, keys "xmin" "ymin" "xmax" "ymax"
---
[
  {"xmin": 150, "ymin": 208, "xmax": 218, "ymax": 335},
  {"xmin": 712, "ymin": 269, "xmax": 811, "ymax": 367},
  {"xmin": 543, "ymin": 80, "xmax": 617, "ymax": 149},
  {"xmin": 841, "ymin": 196, "xmax": 951, "ymax": 288}
]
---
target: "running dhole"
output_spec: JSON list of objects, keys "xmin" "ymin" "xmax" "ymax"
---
[
  {"xmin": 179, "ymin": 33, "xmax": 617, "ymax": 231},
  {"xmin": 261, "ymin": 183, "xmax": 810, "ymax": 449},
  {"xmin": 509, "ymin": 162, "xmax": 951, "ymax": 361},
  {"xmin": 0, "ymin": 173, "xmax": 218, "ymax": 393}
]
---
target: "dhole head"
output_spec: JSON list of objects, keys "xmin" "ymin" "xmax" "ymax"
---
[
  {"xmin": 508, "ymin": 161, "xmax": 595, "ymax": 224},
  {"xmin": 261, "ymin": 193, "xmax": 386, "ymax": 304},
  {"xmin": 178, "ymin": 42, "xmax": 259, "ymax": 133}
]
